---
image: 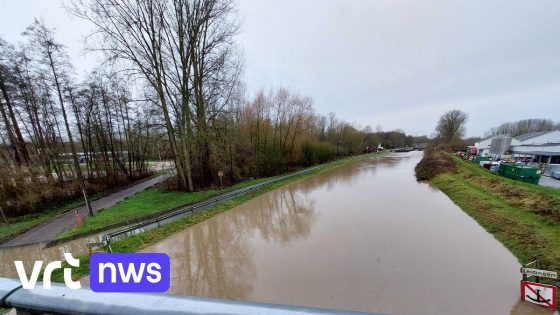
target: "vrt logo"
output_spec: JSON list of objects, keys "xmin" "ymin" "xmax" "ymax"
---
[
  {"xmin": 14, "ymin": 253, "xmax": 81, "ymax": 289},
  {"xmin": 14, "ymin": 252, "xmax": 170, "ymax": 292},
  {"xmin": 89, "ymin": 253, "xmax": 170, "ymax": 292}
]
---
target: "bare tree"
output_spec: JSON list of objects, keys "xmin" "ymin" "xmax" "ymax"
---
[
  {"xmin": 0, "ymin": 38, "xmax": 31, "ymax": 168},
  {"xmin": 0, "ymin": 24, "xmax": 154, "ymax": 218},
  {"xmin": 23, "ymin": 20, "xmax": 86, "ymax": 186},
  {"xmin": 68, "ymin": 0, "xmax": 241, "ymax": 191},
  {"xmin": 435, "ymin": 109, "xmax": 468, "ymax": 147}
]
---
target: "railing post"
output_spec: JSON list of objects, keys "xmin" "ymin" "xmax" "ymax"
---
[{"xmin": 535, "ymin": 257, "xmax": 541, "ymax": 283}]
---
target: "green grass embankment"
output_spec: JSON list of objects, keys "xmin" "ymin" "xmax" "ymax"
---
[
  {"xmin": 429, "ymin": 154, "xmax": 560, "ymax": 283},
  {"xmin": 57, "ymin": 176, "xmax": 277, "ymax": 240},
  {"xmin": 49, "ymin": 152, "xmax": 383, "ymax": 282}
]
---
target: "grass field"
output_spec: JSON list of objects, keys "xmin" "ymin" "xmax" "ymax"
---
[{"xmin": 431, "ymin": 154, "xmax": 560, "ymax": 285}]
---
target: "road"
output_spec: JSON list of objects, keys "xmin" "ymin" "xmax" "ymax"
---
[{"xmin": 0, "ymin": 174, "xmax": 170, "ymax": 248}]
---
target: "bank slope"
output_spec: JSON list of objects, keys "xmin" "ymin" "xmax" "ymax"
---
[{"xmin": 426, "ymin": 154, "xmax": 560, "ymax": 284}]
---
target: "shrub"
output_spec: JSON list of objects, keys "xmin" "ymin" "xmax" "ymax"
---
[
  {"xmin": 300, "ymin": 141, "xmax": 336, "ymax": 166},
  {"xmin": 0, "ymin": 171, "xmax": 152, "ymax": 218},
  {"xmin": 415, "ymin": 147, "xmax": 456, "ymax": 181}
]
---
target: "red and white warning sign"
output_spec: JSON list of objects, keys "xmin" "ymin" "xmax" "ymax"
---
[{"xmin": 520, "ymin": 281, "xmax": 557, "ymax": 310}]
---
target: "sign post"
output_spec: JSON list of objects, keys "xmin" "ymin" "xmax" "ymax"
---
[
  {"xmin": 521, "ymin": 268, "xmax": 558, "ymax": 280},
  {"xmin": 520, "ymin": 259, "xmax": 558, "ymax": 311},
  {"xmin": 218, "ymin": 170, "xmax": 224, "ymax": 189},
  {"xmin": 521, "ymin": 281, "xmax": 557, "ymax": 310}
]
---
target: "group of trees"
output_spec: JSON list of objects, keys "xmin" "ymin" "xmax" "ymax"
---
[
  {"xmin": 485, "ymin": 118, "xmax": 559, "ymax": 138},
  {"xmin": 0, "ymin": 21, "xmax": 154, "ymax": 217},
  {"xmin": 64, "ymin": 0, "xmax": 427, "ymax": 189},
  {"xmin": 431, "ymin": 110, "xmax": 560, "ymax": 152},
  {"xmin": 233, "ymin": 88, "xmax": 423, "ymax": 177},
  {"xmin": 239, "ymin": 88, "xmax": 434, "ymax": 175},
  {"xmin": 67, "ymin": 0, "xmax": 244, "ymax": 192},
  {"xmin": 0, "ymin": 0, "xmax": 428, "ymax": 218}
]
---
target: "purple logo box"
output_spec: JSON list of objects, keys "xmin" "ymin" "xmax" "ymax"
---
[{"xmin": 90, "ymin": 253, "xmax": 170, "ymax": 292}]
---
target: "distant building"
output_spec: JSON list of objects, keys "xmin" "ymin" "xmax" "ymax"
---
[
  {"xmin": 510, "ymin": 130, "xmax": 560, "ymax": 176},
  {"xmin": 475, "ymin": 136, "xmax": 520, "ymax": 157},
  {"xmin": 475, "ymin": 130, "xmax": 560, "ymax": 176}
]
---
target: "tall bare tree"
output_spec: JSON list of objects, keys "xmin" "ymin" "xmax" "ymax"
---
[
  {"xmin": 23, "ymin": 20, "xmax": 85, "ymax": 185},
  {"xmin": 435, "ymin": 109, "xmax": 468, "ymax": 147},
  {"xmin": 68, "ymin": 0, "xmax": 241, "ymax": 191}
]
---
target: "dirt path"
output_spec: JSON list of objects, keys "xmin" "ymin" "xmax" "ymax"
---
[{"xmin": 0, "ymin": 174, "xmax": 171, "ymax": 248}]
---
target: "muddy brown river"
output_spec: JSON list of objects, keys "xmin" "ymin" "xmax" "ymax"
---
[
  {"xmin": 139, "ymin": 151, "xmax": 551, "ymax": 315},
  {"xmin": 1, "ymin": 152, "xmax": 555, "ymax": 314}
]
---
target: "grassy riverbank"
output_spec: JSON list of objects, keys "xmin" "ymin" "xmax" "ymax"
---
[
  {"xmin": 57, "ymin": 176, "xmax": 279, "ymax": 240},
  {"xmin": 421, "ymin": 152, "xmax": 560, "ymax": 284},
  {"xmin": 50, "ymin": 152, "xmax": 382, "ymax": 282}
]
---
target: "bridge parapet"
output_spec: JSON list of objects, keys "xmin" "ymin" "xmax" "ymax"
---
[{"xmin": 0, "ymin": 277, "xmax": 383, "ymax": 315}]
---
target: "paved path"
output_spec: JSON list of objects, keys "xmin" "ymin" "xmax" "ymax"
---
[
  {"xmin": 539, "ymin": 175, "xmax": 560, "ymax": 189},
  {"xmin": 1, "ymin": 174, "xmax": 171, "ymax": 248}
]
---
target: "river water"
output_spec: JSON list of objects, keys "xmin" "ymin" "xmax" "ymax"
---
[
  {"xmin": 0, "ymin": 234, "xmax": 103, "ymax": 278},
  {"xmin": 1, "ymin": 152, "xmax": 554, "ymax": 314},
  {"xmin": 140, "ymin": 151, "xmax": 553, "ymax": 314}
]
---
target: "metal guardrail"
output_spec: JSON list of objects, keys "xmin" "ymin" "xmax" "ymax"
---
[
  {"xmin": 0, "ymin": 278, "xmax": 382, "ymax": 315},
  {"xmin": 104, "ymin": 155, "xmax": 370, "ymax": 244}
]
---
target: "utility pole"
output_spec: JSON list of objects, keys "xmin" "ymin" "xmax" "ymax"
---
[{"xmin": 83, "ymin": 189, "xmax": 94, "ymax": 217}]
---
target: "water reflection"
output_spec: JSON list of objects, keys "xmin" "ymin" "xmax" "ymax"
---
[
  {"xmin": 145, "ymin": 186, "xmax": 317, "ymax": 299},
  {"xmin": 0, "ymin": 235, "xmax": 100, "ymax": 278},
  {"xmin": 510, "ymin": 300, "xmax": 559, "ymax": 315}
]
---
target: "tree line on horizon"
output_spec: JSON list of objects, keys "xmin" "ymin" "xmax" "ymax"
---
[
  {"xmin": 0, "ymin": 0, "xmax": 427, "ymax": 218},
  {"xmin": 430, "ymin": 110, "xmax": 559, "ymax": 152},
  {"xmin": 484, "ymin": 118, "xmax": 560, "ymax": 138}
]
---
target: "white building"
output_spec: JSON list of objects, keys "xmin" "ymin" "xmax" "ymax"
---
[
  {"xmin": 510, "ymin": 130, "xmax": 560, "ymax": 176},
  {"xmin": 475, "ymin": 137, "xmax": 492, "ymax": 156},
  {"xmin": 475, "ymin": 136, "xmax": 520, "ymax": 157},
  {"xmin": 476, "ymin": 130, "xmax": 560, "ymax": 176}
]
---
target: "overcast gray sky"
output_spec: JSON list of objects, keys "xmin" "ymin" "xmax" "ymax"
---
[{"xmin": 1, "ymin": 0, "xmax": 559, "ymax": 137}]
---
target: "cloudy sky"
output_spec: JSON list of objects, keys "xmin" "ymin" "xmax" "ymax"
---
[{"xmin": 1, "ymin": 0, "xmax": 559, "ymax": 137}]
